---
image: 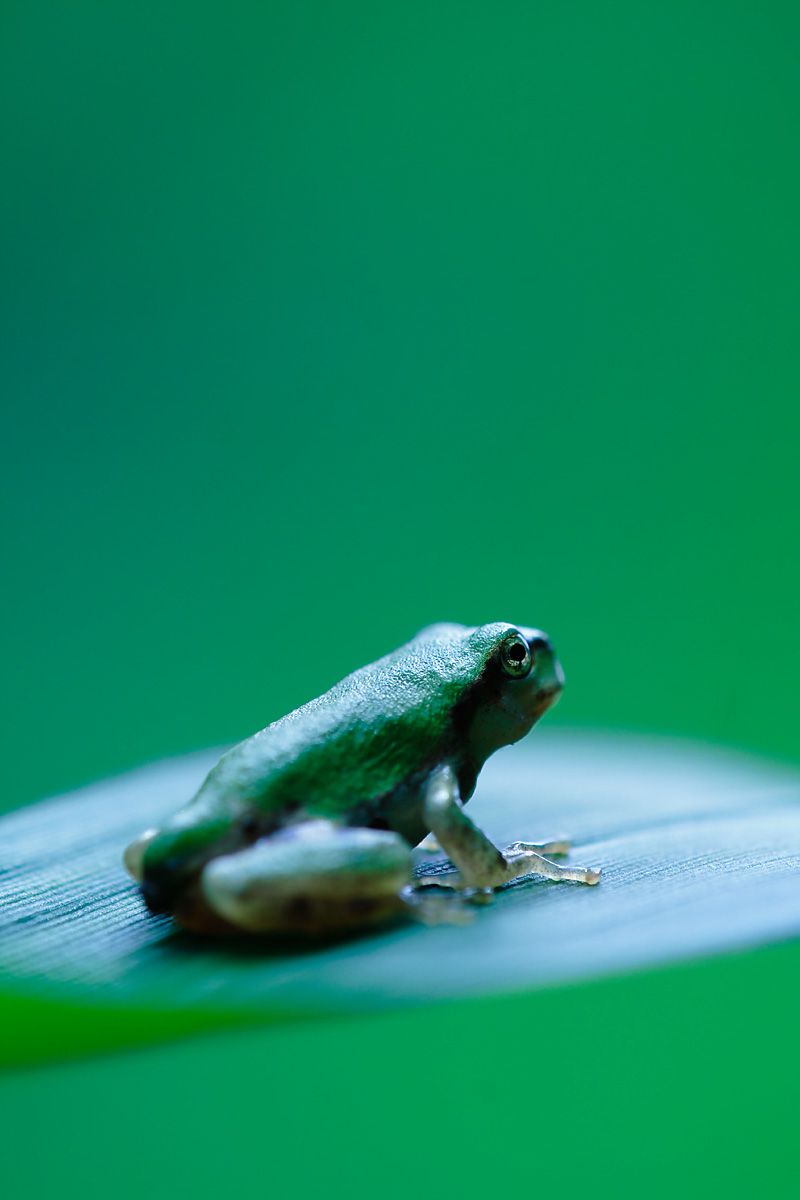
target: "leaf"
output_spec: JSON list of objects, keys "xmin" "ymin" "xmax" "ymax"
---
[{"xmin": 1, "ymin": 729, "xmax": 799, "ymax": 1048}]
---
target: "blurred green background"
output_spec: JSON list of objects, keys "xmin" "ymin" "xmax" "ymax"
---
[{"xmin": 1, "ymin": 0, "xmax": 798, "ymax": 1194}]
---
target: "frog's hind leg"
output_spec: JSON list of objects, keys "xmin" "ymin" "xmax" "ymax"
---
[
  {"xmin": 123, "ymin": 828, "xmax": 160, "ymax": 882},
  {"xmin": 197, "ymin": 820, "xmax": 413, "ymax": 936},
  {"xmin": 423, "ymin": 766, "xmax": 601, "ymax": 890}
]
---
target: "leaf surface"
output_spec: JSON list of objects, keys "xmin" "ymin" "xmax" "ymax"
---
[{"xmin": 2, "ymin": 729, "xmax": 799, "ymax": 1037}]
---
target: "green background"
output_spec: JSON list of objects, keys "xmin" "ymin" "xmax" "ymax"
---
[{"xmin": 1, "ymin": 1, "xmax": 798, "ymax": 1195}]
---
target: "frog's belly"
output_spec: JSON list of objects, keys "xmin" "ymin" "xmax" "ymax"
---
[
  {"xmin": 355, "ymin": 780, "xmax": 430, "ymax": 848},
  {"xmin": 382, "ymin": 806, "xmax": 429, "ymax": 849}
]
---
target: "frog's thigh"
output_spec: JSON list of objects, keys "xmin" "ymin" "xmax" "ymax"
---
[
  {"xmin": 423, "ymin": 767, "xmax": 600, "ymax": 889},
  {"xmin": 200, "ymin": 820, "xmax": 412, "ymax": 934}
]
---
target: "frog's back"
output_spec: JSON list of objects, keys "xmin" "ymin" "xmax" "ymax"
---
[{"xmin": 191, "ymin": 625, "xmax": 486, "ymax": 821}]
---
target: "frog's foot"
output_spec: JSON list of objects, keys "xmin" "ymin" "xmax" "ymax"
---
[
  {"xmin": 194, "ymin": 821, "xmax": 414, "ymax": 936},
  {"xmin": 502, "ymin": 840, "xmax": 601, "ymax": 885},
  {"xmin": 401, "ymin": 884, "xmax": 476, "ymax": 926},
  {"xmin": 505, "ymin": 837, "xmax": 572, "ymax": 857},
  {"xmin": 424, "ymin": 766, "xmax": 601, "ymax": 890}
]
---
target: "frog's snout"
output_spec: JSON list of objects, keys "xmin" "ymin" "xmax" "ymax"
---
[
  {"xmin": 527, "ymin": 632, "xmax": 556, "ymax": 664},
  {"xmin": 519, "ymin": 628, "xmax": 565, "ymax": 697}
]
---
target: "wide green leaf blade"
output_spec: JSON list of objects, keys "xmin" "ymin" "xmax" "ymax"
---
[{"xmin": 2, "ymin": 729, "xmax": 799, "ymax": 1064}]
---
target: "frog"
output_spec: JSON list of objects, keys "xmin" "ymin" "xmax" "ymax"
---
[{"xmin": 123, "ymin": 622, "xmax": 600, "ymax": 936}]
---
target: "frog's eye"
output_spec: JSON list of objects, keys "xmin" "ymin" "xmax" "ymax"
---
[{"xmin": 499, "ymin": 635, "xmax": 532, "ymax": 679}]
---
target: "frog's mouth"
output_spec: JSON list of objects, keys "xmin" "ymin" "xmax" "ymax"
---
[
  {"xmin": 530, "ymin": 677, "xmax": 563, "ymax": 721},
  {"xmin": 520, "ymin": 630, "xmax": 565, "ymax": 716}
]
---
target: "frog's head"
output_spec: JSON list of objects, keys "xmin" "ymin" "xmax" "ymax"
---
[{"xmin": 460, "ymin": 623, "xmax": 565, "ymax": 766}]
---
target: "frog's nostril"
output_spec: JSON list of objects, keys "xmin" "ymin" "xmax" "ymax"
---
[
  {"xmin": 516, "ymin": 627, "xmax": 555, "ymax": 659},
  {"xmin": 528, "ymin": 635, "xmax": 554, "ymax": 658}
]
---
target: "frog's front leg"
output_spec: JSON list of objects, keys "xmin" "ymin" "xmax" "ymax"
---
[
  {"xmin": 422, "ymin": 766, "xmax": 601, "ymax": 890},
  {"xmin": 194, "ymin": 820, "xmax": 413, "ymax": 936}
]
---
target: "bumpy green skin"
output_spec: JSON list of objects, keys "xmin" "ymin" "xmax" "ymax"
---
[
  {"xmin": 199, "ymin": 623, "xmax": 488, "ymax": 814},
  {"xmin": 139, "ymin": 621, "xmax": 563, "ymax": 918}
]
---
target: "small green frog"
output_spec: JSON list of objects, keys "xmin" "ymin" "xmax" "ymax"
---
[{"xmin": 124, "ymin": 622, "xmax": 600, "ymax": 935}]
